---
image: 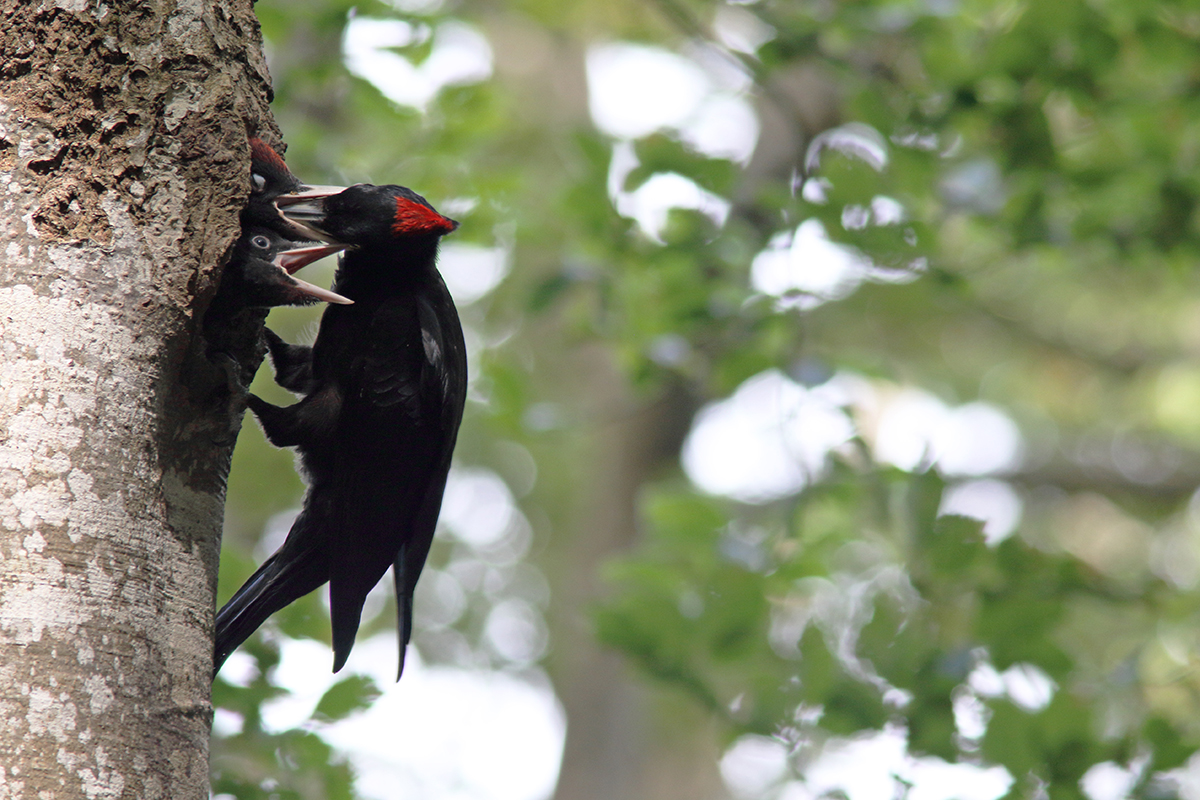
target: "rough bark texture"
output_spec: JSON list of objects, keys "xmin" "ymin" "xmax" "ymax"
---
[{"xmin": 0, "ymin": 1, "xmax": 275, "ymax": 796}]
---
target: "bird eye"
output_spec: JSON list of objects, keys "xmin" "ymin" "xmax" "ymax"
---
[
  {"xmin": 251, "ymin": 173, "xmax": 267, "ymax": 193},
  {"xmin": 251, "ymin": 235, "xmax": 271, "ymax": 250}
]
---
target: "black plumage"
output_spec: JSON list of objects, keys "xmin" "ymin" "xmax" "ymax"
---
[
  {"xmin": 212, "ymin": 227, "xmax": 351, "ymax": 310},
  {"xmin": 213, "ymin": 184, "xmax": 465, "ymax": 679}
]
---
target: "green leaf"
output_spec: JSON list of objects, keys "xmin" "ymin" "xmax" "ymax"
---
[{"xmin": 313, "ymin": 675, "xmax": 383, "ymax": 724}]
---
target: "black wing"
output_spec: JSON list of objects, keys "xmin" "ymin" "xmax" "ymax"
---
[
  {"xmin": 326, "ymin": 283, "xmax": 467, "ymax": 673},
  {"xmin": 392, "ymin": 287, "xmax": 467, "ymax": 677}
]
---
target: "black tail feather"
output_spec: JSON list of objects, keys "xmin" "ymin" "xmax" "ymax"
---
[
  {"xmin": 213, "ymin": 545, "xmax": 328, "ymax": 679},
  {"xmin": 393, "ymin": 544, "xmax": 414, "ymax": 681},
  {"xmin": 329, "ymin": 575, "xmax": 370, "ymax": 674}
]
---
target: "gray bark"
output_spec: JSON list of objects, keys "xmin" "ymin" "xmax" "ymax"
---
[{"xmin": 0, "ymin": 1, "xmax": 274, "ymax": 796}]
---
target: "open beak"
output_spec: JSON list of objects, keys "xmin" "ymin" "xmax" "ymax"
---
[
  {"xmin": 277, "ymin": 184, "xmax": 347, "ymax": 204},
  {"xmin": 276, "ymin": 242, "xmax": 346, "ymax": 275},
  {"xmin": 272, "ymin": 244, "xmax": 353, "ymax": 305},
  {"xmin": 275, "ymin": 185, "xmax": 344, "ymax": 242}
]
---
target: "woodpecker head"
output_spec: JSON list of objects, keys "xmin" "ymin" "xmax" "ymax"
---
[
  {"xmin": 248, "ymin": 139, "xmax": 301, "ymax": 198},
  {"xmin": 233, "ymin": 226, "xmax": 352, "ymax": 306},
  {"xmin": 276, "ymin": 184, "xmax": 459, "ymax": 247},
  {"xmin": 247, "ymin": 138, "xmax": 347, "ymax": 240}
]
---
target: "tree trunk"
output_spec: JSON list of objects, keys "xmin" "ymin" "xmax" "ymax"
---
[
  {"xmin": 0, "ymin": 2, "xmax": 273, "ymax": 796},
  {"xmin": 544, "ymin": 345, "xmax": 730, "ymax": 800}
]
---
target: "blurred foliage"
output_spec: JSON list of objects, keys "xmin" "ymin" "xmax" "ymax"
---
[{"xmin": 211, "ymin": 0, "xmax": 1200, "ymax": 798}]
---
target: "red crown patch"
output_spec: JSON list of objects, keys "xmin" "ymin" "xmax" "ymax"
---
[
  {"xmin": 249, "ymin": 138, "xmax": 289, "ymax": 173},
  {"xmin": 392, "ymin": 197, "xmax": 459, "ymax": 237}
]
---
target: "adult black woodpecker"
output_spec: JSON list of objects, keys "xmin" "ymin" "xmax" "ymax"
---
[{"xmin": 213, "ymin": 184, "xmax": 465, "ymax": 680}]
